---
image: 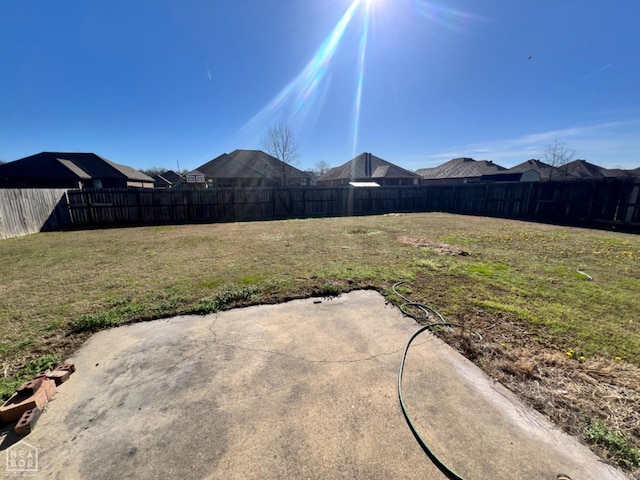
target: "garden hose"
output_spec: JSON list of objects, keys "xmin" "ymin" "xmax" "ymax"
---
[
  {"xmin": 398, "ymin": 323, "xmax": 466, "ymax": 480},
  {"xmin": 392, "ymin": 282, "xmax": 482, "ymax": 480},
  {"xmin": 394, "ymin": 281, "xmax": 483, "ymax": 480},
  {"xmin": 395, "ymin": 282, "xmax": 575, "ymax": 480}
]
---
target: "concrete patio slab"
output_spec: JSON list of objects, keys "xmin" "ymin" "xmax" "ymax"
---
[{"xmin": 0, "ymin": 290, "xmax": 627, "ymax": 479}]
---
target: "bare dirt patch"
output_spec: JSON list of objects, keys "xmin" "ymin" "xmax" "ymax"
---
[{"xmin": 397, "ymin": 235, "xmax": 470, "ymax": 256}]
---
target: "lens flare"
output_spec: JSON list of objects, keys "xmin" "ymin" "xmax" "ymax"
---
[
  {"xmin": 351, "ymin": 1, "xmax": 370, "ymax": 156},
  {"xmin": 237, "ymin": 0, "xmax": 362, "ymax": 143},
  {"xmin": 236, "ymin": 0, "xmax": 481, "ymax": 154}
]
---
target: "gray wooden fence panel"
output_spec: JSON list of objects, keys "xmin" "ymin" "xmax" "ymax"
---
[
  {"xmin": 59, "ymin": 180, "xmax": 640, "ymax": 232},
  {"xmin": 0, "ymin": 189, "xmax": 70, "ymax": 239}
]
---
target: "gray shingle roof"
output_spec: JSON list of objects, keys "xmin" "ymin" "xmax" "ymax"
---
[
  {"xmin": 318, "ymin": 153, "xmax": 419, "ymax": 181},
  {"xmin": 0, "ymin": 152, "xmax": 153, "ymax": 182},
  {"xmin": 194, "ymin": 150, "xmax": 311, "ymax": 180},
  {"xmin": 557, "ymin": 160, "xmax": 619, "ymax": 179},
  {"xmin": 160, "ymin": 170, "xmax": 185, "ymax": 183},
  {"xmin": 416, "ymin": 157, "xmax": 506, "ymax": 179},
  {"xmin": 503, "ymin": 159, "xmax": 554, "ymax": 180}
]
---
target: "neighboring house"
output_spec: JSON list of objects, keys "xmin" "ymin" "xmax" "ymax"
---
[
  {"xmin": 416, "ymin": 157, "xmax": 506, "ymax": 185},
  {"xmin": 480, "ymin": 159, "xmax": 639, "ymax": 183},
  {"xmin": 602, "ymin": 167, "xmax": 640, "ymax": 180},
  {"xmin": 188, "ymin": 150, "xmax": 313, "ymax": 188},
  {"xmin": 0, "ymin": 152, "xmax": 154, "ymax": 189},
  {"xmin": 153, "ymin": 170, "xmax": 185, "ymax": 189},
  {"xmin": 503, "ymin": 159, "xmax": 554, "ymax": 181},
  {"xmin": 316, "ymin": 152, "xmax": 420, "ymax": 187},
  {"xmin": 554, "ymin": 159, "xmax": 637, "ymax": 181}
]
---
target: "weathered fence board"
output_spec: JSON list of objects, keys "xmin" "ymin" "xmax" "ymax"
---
[
  {"xmin": 0, "ymin": 189, "xmax": 70, "ymax": 239},
  {"xmin": 2, "ymin": 180, "xmax": 638, "ymax": 240}
]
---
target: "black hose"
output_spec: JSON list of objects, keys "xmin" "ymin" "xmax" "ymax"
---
[
  {"xmin": 398, "ymin": 323, "xmax": 466, "ymax": 480},
  {"xmin": 395, "ymin": 282, "xmax": 573, "ymax": 480},
  {"xmin": 394, "ymin": 281, "xmax": 481, "ymax": 480}
]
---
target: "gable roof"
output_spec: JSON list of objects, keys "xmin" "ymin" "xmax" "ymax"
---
[
  {"xmin": 154, "ymin": 170, "xmax": 185, "ymax": 187},
  {"xmin": 194, "ymin": 150, "xmax": 311, "ymax": 180},
  {"xmin": 318, "ymin": 152, "xmax": 419, "ymax": 181},
  {"xmin": 0, "ymin": 152, "xmax": 153, "ymax": 182},
  {"xmin": 507, "ymin": 159, "xmax": 553, "ymax": 173},
  {"xmin": 416, "ymin": 157, "xmax": 506, "ymax": 179},
  {"xmin": 153, "ymin": 175, "xmax": 173, "ymax": 188},
  {"xmin": 157, "ymin": 170, "xmax": 185, "ymax": 184},
  {"xmin": 503, "ymin": 159, "xmax": 554, "ymax": 180},
  {"xmin": 555, "ymin": 159, "xmax": 629, "ymax": 180}
]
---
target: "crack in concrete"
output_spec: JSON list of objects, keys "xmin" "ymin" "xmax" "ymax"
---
[{"xmin": 205, "ymin": 312, "xmax": 426, "ymax": 365}]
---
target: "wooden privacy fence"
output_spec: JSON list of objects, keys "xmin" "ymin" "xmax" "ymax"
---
[
  {"xmin": 0, "ymin": 188, "xmax": 70, "ymax": 239},
  {"xmin": 64, "ymin": 180, "xmax": 640, "ymax": 230}
]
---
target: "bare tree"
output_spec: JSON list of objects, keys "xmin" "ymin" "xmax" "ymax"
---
[
  {"xmin": 140, "ymin": 167, "xmax": 167, "ymax": 177},
  {"xmin": 261, "ymin": 121, "xmax": 300, "ymax": 186},
  {"xmin": 313, "ymin": 160, "xmax": 331, "ymax": 178},
  {"xmin": 544, "ymin": 140, "xmax": 575, "ymax": 180}
]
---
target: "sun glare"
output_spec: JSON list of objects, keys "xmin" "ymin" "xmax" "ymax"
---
[{"xmin": 237, "ymin": 0, "xmax": 477, "ymax": 152}]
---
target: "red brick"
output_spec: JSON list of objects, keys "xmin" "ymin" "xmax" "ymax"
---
[
  {"xmin": 14, "ymin": 408, "xmax": 42, "ymax": 436},
  {"xmin": 16, "ymin": 378, "xmax": 44, "ymax": 396},
  {"xmin": 33, "ymin": 369, "xmax": 52, "ymax": 380},
  {"xmin": 46, "ymin": 370, "xmax": 70, "ymax": 385},
  {"xmin": 0, "ymin": 387, "xmax": 48, "ymax": 423},
  {"xmin": 39, "ymin": 378, "xmax": 57, "ymax": 401},
  {"xmin": 54, "ymin": 363, "xmax": 76, "ymax": 374}
]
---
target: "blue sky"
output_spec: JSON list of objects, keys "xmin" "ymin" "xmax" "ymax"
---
[{"xmin": 1, "ymin": 0, "xmax": 638, "ymax": 172}]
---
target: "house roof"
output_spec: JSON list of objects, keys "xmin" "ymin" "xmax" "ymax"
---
[
  {"xmin": 0, "ymin": 152, "xmax": 153, "ymax": 182},
  {"xmin": 415, "ymin": 157, "xmax": 506, "ymax": 179},
  {"xmin": 318, "ymin": 153, "xmax": 419, "ymax": 181},
  {"xmin": 507, "ymin": 159, "xmax": 552, "ymax": 173},
  {"xmin": 604, "ymin": 168, "xmax": 638, "ymax": 179},
  {"xmin": 193, "ymin": 150, "xmax": 311, "ymax": 180},
  {"xmin": 157, "ymin": 170, "xmax": 185, "ymax": 184},
  {"xmin": 153, "ymin": 175, "xmax": 173, "ymax": 188},
  {"xmin": 503, "ymin": 159, "xmax": 554, "ymax": 180},
  {"xmin": 56, "ymin": 159, "xmax": 92, "ymax": 179},
  {"xmin": 555, "ymin": 159, "xmax": 640, "ymax": 180}
]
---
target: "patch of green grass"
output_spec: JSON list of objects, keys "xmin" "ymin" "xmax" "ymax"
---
[
  {"xmin": 315, "ymin": 282, "xmax": 341, "ymax": 298},
  {"xmin": 584, "ymin": 418, "xmax": 640, "ymax": 469},
  {"xmin": 466, "ymin": 262, "xmax": 507, "ymax": 277},
  {"xmin": 71, "ymin": 311, "xmax": 124, "ymax": 332},
  {"xmin": 414, "ymin": 258, "xmax": 442, "ymax": 270},
  {"xmin": 0, "ymin": 378, "xmax": 23, "ymax": 402},
  {"xmin": 24, "ymin": 354, "xmax": 63, "ymax": 376},
  {"xmin": 475, "ymin": 299, "xmax": 538, "ymax": 323},
  {"xmin": 0, "ymin": 354, "xmax": 63, "ymax": 402},
  {"xmin": 241, "ymin": 275, "xmax": 263, "ymax": 285},
  {"xmin": 347, "ymin": 226, "xmax": 381, "ymax": 235},
  {"xmin": 193, "ymin": 283, "xmax": 262, "ymax": 314}
]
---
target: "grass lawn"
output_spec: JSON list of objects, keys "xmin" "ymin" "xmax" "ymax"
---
[{"xmin": 1, "ymin": 213, "xmax": 639, "ymax": 473}]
